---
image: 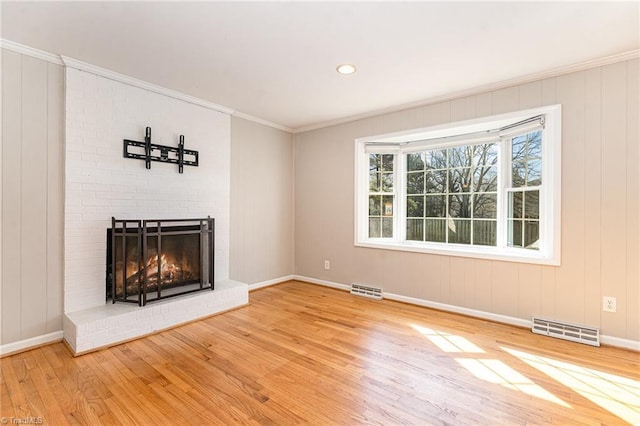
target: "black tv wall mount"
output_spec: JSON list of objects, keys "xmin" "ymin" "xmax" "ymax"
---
[{"xmin": 123, "ymin": 127, "xmax": 198, "ymax": 173}]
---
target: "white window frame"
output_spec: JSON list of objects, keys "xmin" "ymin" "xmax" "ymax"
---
[
  {"xmin": 365, "ymin": 148, "xmax": 399, "ymax": 241},
  {"xmin": 354, "ymin": 105, "xmax": 561, "ymax": 265}
]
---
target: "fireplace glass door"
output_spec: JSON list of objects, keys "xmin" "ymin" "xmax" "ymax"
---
[{"xmin": 108, "ymin": 217, "xmax": 214, "ymax": 306}]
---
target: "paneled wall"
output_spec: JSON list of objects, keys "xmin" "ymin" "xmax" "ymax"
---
[
  {"xmin": 1, "ymin": 48, "xmax": 64, "ymax": 345},
  {"xmin": 294, "ymin": 59, "xmax": 639, "ymax": 341},
  {"xmin": 230, "ymin": 116, "xmax": 294, "ymax": 284}
]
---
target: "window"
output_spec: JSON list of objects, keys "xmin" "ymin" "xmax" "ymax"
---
[
  {"xmin": 508, "ymin": 131, "xmax": 542, "ymax": 249},
  {"xmin": 405, "ymin": 143, "xmax": 498, "ymax": 246},
  {"xmin": 368, "ymin": 153, "xmax": 395, "ymax": 238},
  {"xmin": 355, "ymin": 105, "xmax": 561, "ymax": 265}
]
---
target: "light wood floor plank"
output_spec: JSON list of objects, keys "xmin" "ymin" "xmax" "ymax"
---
[{"xmin": 1, "ymin": 281, "xmax": 638, "ymax": 425}]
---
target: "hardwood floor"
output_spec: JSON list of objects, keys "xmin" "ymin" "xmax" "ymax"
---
[{"xmin": 1, "ymin": 281, "xmax": 639, "ymax": 425}]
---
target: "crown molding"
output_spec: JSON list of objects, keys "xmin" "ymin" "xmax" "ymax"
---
[
  {"xmin": 61, "ymin": 55, "xmax": 235, "ymax": 115},
  {"xmin": 232, "ymin": 111, "xmax": 292, "ymax": 133},
  {"xmin": 0, "ymin": 38, "xmax": 64, "ymax": 65},
  {"xmin": 293, "ymin": 49, "xmax": 640, "ymax": 134},
  {"xmin": 0, "ymin": 39, "xmax": 292, "ymax": 129},
  {"xmin": 3, "ymin": 38, "xmax": 636, "ymax": 134}
]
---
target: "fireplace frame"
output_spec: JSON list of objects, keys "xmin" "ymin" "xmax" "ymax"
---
[{"xmin": 110, "ymin": 217, "xmax": 215, "ymax": 306}]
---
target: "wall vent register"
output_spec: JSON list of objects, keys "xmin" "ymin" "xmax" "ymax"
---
[
  {"xmin": 350, "ymin": 283, "xmax": 383, "ymax": 300},
  {"xmin": 531, "ymin": 316, "xmax": 600, "ymax": 347}
]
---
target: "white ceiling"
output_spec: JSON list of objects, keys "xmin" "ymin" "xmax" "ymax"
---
[{"xmin": 1, "ymin": 1, "xmax": 638, "ymax": 131}]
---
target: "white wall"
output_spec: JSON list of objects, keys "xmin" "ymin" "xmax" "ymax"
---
[
  {"xmin": 64, "ymin": 67, "xmax": 231, "ymax": 313},
  {"xmin": 230, "ymin": 116, "xmax": 294, "ymax": 284},
  {"xmin": 294, "ymin": 59, "xmax": 639, "ymax": 342}
]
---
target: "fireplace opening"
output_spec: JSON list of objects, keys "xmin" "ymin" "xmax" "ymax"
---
[{"xmin": 106, "ymin": 217, "xmax": 214, "ymax": 306}]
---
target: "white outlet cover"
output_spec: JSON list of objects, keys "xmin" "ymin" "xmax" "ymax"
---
[{"xmin": 603, "ymin": 297, "xmax": 616, "ymax": 312}]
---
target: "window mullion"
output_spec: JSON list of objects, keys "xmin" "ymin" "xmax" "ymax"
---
[
  {"xmin": 397, "ymin": 150, "xmax": 406, "ymax": 243},
  {"xmin": 497, "ymin": 137, "xmax": 509, "ymax": 249}
]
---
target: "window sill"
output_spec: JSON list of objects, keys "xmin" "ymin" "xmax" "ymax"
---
[{"xmin": 355, "ymin": 240, "xmax": 560, "ymax": 266}]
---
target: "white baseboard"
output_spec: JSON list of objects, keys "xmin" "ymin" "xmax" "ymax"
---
[
  {"xmin": 0, "ymin": 331, "xmax": 64, "ymax": 357},
  {"xmin": 382, "ymin": 291, "xmax": 532, "ymax": 328},
  {"xmin": 600, "ymin": 335, "xmax": 640, "ymax": 351},
  {"xmin": 248, "ymin": 275, "xmax": 296, "ymax": 291},
  {"xmin": 292, "ymin": 275, "xmax": 351, "ymax": 291},
  {"xmin": 292, "ymin": 275, "xmax": 640, "ymax": 352}
]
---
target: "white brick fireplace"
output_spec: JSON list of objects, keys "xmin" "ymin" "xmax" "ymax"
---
[{"xmin": 62, "ymin": 62, "xmax": 247, "ymax": 354}]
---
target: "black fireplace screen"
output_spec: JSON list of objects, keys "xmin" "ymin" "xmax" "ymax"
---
[{"xmin": 107, "ymin": 217, "xmax": 214, "ymax": 306}]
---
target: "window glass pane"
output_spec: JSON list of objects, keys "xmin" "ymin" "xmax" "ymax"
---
[
  {"xmin": 524, "ymin": 221, "xmax": 539, "ymax": 249},
  {"xmin": 449, "ymin": 168, "xmax": 472, "ymax": 193},
  {"xmin": 528, "ymin": 131, "xmax": 542, "ymax": 158},
  {"xmin": 508, "ymin": 219, "xmax": 523, "ymax": 247},
  {"xmin": 382, "ymin": 218, "xmax": 393, "ymax": 238},
  {"xmin": 524, "ymin": 190, "xmax": 539, "ymax": 219},
  {"xmin": 407, "ymin": 172, "xmax": 424, "ymax": 194},
  {"xmin": 474, "ymin": 166, "xmax": 497, "ymax": 192},
  {"xmin": 369, "ymin": 196, "xmax": 381, "ymax": 216},
  {"xmin": 368, "ymin": 153, "xmax": 394, "ymax": 239},
  {"xmin": 474, "ymin": 220, "xmax": 497, "ymax": 246},
  {"xmin": 473, "ymin": 143, "xmax": 498, "ymax": 166},
  {"xmin": 473, "ymin": 194, "xmax": 497, "ymax": 219},
  {"xmin": 369, "ymin": 154, "xmax": 381, "ymax": 172},
  {"xmin": 512, "ymin": 135, "xmax": 526, "ymax": 162},
  {"xmin": 366, "ymin": 154, "xmax": 394, "ymax": 239},
  {"xmin": 406, "ymin": 219, "xmax": 423, "ymax": 241},
  {"xmin": 425, "ymin": 150, "xmax": 447, "ymax": 170},
  {"xmin": 407, "ymin": 153, "xmax": 425, "ymax": 171},
  {"xmin": 369, "ymin": 218, "xmax": 381, "ymax": 238},
  {"xmin": 381, "ymin": 172, "xmax": 394, "ymax": 192},
  {"xmin": 407, "ymin": 196, "xmax": 424, "ymax": 218},
  {"xmin": 382, "ymin": 154, "xmax": 394, "ymax": 172},
  {"xmin": 448, "ymin": 219, "xmax": 471, "ymax": 244},
  {"xmin": 425, "ymin": 195, "xmax": 446, "ymax": 217},
  {"xmin": 449, "ymin": 195, "xmax": 471, "ymax": 218},
  {"xmin": 425, "ymin": 219, "xmax": 446, "ymax": 242},
  {"xmin": 508, "ymin": 191, "xmax": 523, "ymax": 219},
  {"xmin": 448, "ymin": 146, "xmax": 473, "ymax": 168},
  {"xmin": 527, "ymin": 159, "xmax": 542, "ymax": 186},
  {"xmin": 512, "ymin": 130, "xmax": 542, "ymax": 189},
  {"xmin": 369, "ymin": 172, "xmax": 380, "ymax": 192},
  {"xmin": 382, "ymin": 195, "xmax": 394, "ymax": 216},
  {"xmin": 426, "ymin": 170, "xmax": 447, "ymax": 193},
  {"xmin": 512, "ymin": 161, "xmax": 526, "ymax": 187}
]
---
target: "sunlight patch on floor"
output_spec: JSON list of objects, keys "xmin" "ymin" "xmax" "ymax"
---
[
  {"xmin": 501, "ymin": 346, "xmax": 640, "ymax": 425},
  {"xmin": 456, "ymin": 358, "xmax": 571, "ymax": 407},
  {"xmin": 411, "ymin": 324, "xmax": 570, "ymax": 407},
  {"xmin": 411, "ymin": 324, "xmax": 485, "ymax": 353}
]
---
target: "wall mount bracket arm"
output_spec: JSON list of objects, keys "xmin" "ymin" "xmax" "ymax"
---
[{"xmin": 123, "ymin": 127, "xmax": 198, "ymax": 173}]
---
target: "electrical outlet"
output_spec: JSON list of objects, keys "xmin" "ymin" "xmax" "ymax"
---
[
  {"xmin": 603, "ymin": 296, "xmax": 616, "ymax": 313},
  {"xmin": 324, "ymin": 260, "xmax": 330, "ymax": 270}
]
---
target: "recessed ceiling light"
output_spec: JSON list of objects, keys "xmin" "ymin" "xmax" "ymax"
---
[{"xmin": 336, "ymin": 64, "xmax": 356, "ymax": 75}]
